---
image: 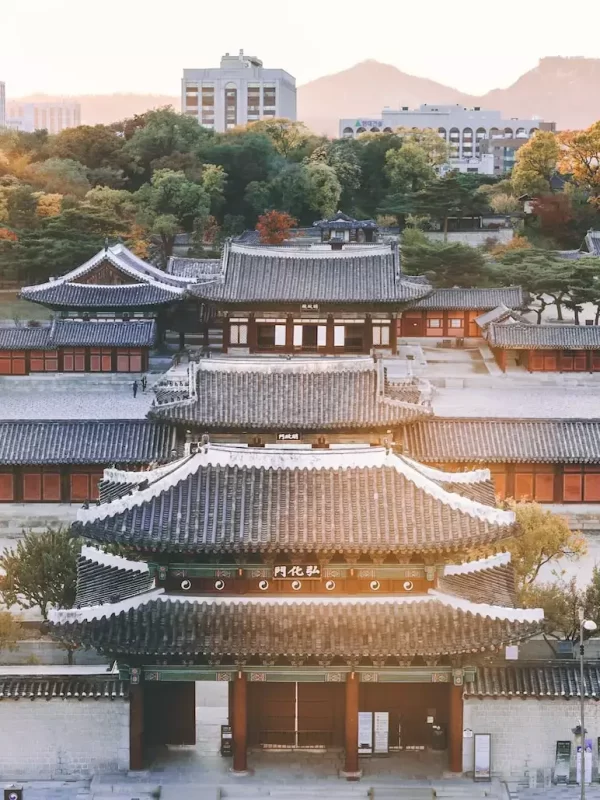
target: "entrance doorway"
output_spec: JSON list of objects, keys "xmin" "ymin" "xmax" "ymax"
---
[
  {"xmin": 144, "ymin": 682, "xmax": 196, "ymax": 747},
  {"xmin": 302, "ymin": 325, "xmax": 318, "ymax": 351},
  {"xmin": 248, "ymin": 682, "xmax": 345, "ymax": 748}
]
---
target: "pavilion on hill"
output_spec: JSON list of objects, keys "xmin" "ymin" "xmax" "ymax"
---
[{"xmin": 50, "ymin": 443, "xmax": 542, "ymax": 778}]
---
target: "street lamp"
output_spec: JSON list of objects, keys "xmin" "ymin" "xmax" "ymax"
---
[{"xmin": 579, "ymin": 616, "xmax": 597, "ymax": 800}]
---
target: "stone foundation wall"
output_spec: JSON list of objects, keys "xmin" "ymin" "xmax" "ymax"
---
[
  {"xmin": 0, "ymin": 698, "xmax": 129, "ymax": 779},
  {"xmin": 463, "ymin": 697, "xmax": 600, "ymax": 780}
]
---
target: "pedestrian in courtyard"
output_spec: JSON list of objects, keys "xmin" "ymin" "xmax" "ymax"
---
[
  {"xmin": 132, "ymin": 379, "xmax": 138, "ymax": 398},
  {"xmin": 141, "ymin": 375, "xmax": 147, "ymax": 392}
]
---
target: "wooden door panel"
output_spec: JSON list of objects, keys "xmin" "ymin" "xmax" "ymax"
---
[
  {"xmin": 144, "ymin": 682, "xmax": 195, "ymax": 746},
  {"xmin": 42, "ymin": 472, "xmax": 61, "ymax": 501},
  {"xmin": 0, "ymin": 473, "xmax": 14, "ymax": 501},
  {"xmin": 248, "ymin": 682, "xmax": 294, "ymax": 746},
  {"xmin": 23, "ymin": 472, "xmax": 42, "ymax": 501}
]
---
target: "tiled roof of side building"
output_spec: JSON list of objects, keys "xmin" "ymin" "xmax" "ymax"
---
[
  {"xmin": 149, "ymin": 357, "xmax": 433, "ymax": 429},
  {"xmin": 0, "ymin": 675, "xmax": 128, "ymax": 700},
  {"xmin": 486, "ymin": 322, "xmax": 600, "ymax": 349},
  {"xmin": 465, "ymin": 662, "xmax": 600, "ymax": 699},
  {"xmin": 0, "ymin": 420, "xmax": 177, "ymax": 465},
  {"xmin": 440, "ymin": 553, "xmax": 515, "ymax": 607},
  {"xmin": 409, "ymin": 287, "xmax": 527, "ymax": 310},
  {"xmin": 49, "ymin": 593, "xmax": 541, "ymax": 659},
  {"xmin": 19, "ymin": 282, "xmax": 181, "ymax": 309},
  {"xmin": 0, "ymin": 319, "xmax": 156, "ymax": 350},
  {"xmin": 72, "ymin": 444, "xmax": 515, "ymax": 555},
  {"xmin": 188, "ymin": 242, "xmax": 430, "ymax": 304},
  {"xmin": 404, "ymin": 418, "xmax": 600, "ymax": 464},
  {"xmin": 167, "ymin": 257, "xmax": 224, "ymax": 280}
]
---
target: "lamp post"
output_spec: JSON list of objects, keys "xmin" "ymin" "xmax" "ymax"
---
[{"xmin": 579, "ymin": 616, "xmax": 597, "ymax": 800}]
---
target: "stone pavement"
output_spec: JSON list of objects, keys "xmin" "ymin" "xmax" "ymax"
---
[
  {"xmin": 519, "ymin": 787, "xmax": 600, "ymax": 798},
  {"xmin": 0, "ymin": 385, "xmax": 153, "ymax": 419},
  {"xmin": 431, "ymin": 386, "xmax": 600, "ymax": 418}
]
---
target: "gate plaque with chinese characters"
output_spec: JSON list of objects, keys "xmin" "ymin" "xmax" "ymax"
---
[{"xmin": 273, "ymin": 565, "xmax": 321, "ymax": 579}]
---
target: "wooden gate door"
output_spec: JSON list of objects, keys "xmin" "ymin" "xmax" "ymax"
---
[
  {"xmin": 401, "ymin": 312, "xmax": 426, "ymax": 337},
  {"xmin": 144, "ymin": 682, "xmax": 196, "ymax": 746},
  {"xmin": 298, "ymin": 682, "xmax": 345, "ymax": 747},
  {"xmin": 248, "ymin": 682, "xmax": 295, "ymax": 746}
]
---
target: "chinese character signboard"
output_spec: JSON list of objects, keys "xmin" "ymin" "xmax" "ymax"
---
[
  {"xmin": 273, "ymin": 565, "xmax": 321, "ymax": 579},
  {"xmin": 277, "ymin": 433, "xmax": 301, "ymax": 441}
]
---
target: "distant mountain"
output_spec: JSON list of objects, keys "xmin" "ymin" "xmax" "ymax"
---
[
  {"xmin": 298, "ymin": 57, "xmax": 600, "ymax": 136},
  {"xmin": 9, "ymin": 57, "xmax": 600, "ymax": 136}
]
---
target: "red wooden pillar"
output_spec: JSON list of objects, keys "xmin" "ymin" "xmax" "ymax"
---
[
  {"xmin": 342, "ymin": 671, "xmax": 361, "ymax": 779},
  {"xmin": 129, "ymin": 683, "xmax": 145, "ymax": 771},
  {"xmin": 390, "ymin": 315, "xmax": 398, "ymax": 354},
  {"xmin": 232, "ymin": 671, "xmax": 248, "ymax": 773},
  {"xmin": 448, "ymin": 681, "xmax": 464, "ymax": 774}
]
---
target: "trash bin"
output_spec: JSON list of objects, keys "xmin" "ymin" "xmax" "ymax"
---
[
  {"xmin": 431, "ymin": 724, "xmax": 447, "ymax": 751},
  {"xmin": 4, "ymin": 787, "xmax": 23, "ymax": 800}
]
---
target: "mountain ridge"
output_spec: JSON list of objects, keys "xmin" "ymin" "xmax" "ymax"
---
[{"xmin": 8, "ymin": 57, "xmax": 600, "ymax": 137}]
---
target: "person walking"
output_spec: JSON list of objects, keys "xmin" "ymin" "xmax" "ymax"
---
[
  {"xmin": 132, "ymin": 379, "xmax": 138, "ymax": 398},
  {"xmin": 141, "ymin": 375, "xmax": 147, "ymax": 392}
]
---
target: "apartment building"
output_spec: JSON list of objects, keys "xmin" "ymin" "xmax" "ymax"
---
[{"xmin": 6, "ymin": 101, "xmax": 81, "ymax": 134}]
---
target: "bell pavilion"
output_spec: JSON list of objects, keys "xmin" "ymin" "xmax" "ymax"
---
[{"xmin": 49, "ymin": 443, "xmax": 542, "ymax": 777}]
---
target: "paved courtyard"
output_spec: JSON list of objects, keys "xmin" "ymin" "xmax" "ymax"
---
[
  {"xmin": 0, "ymin": 386, "xmax": 153, "ymax": 419},
  {"xmin": 432, "ymin": 386, "xmax": 600, "ymax": 418}
]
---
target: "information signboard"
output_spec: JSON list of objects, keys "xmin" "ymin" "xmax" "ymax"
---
[
  {"xmin": 576, "ymin": 739, "xmax": 593, "ymax": 785},
  {"xmin": 554, "ymin": 741, "xmax": 571, "ymax": 784},
  {"xmin": 374, "ymin": 712, "xmax": 389, "ymax": 754},
  {"xmin": 358, "ymin": 711, "xmax": 373, "ymax": 754},
  {"xmin": 220, "ymin": 724, "xmax": 233, "ymax": 757},
  {"xmin": 473, "ymin": 733, "xmax": 491, "ymax": 782}
]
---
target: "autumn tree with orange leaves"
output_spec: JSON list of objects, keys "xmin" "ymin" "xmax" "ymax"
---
[
  {"xmin": 256, "ymin": 210, "xmax": 297, "ymax": 245},
  {"xmin": 558, "ymin": 122, "xmax": 600, "ymax": 203}
]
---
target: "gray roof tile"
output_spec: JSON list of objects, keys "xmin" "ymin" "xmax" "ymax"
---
[
  {"xmin": 410, "ymin": 287, "xmax": 526, "ymax": 310},
  {"xmin": 20, "ymin": 282, "xmax": 179, "ymax": 309},
  {"xmin": 466, "ymin": 663, "xmax": 600, "ymax": 698},
  {"xmin": 404, "ymin": 418, "xmax": 600, "ymax": 463},
  {"xmin": 0, "ymin": 676, "xmax": 128, "ymax": 700},
  {"xmin": 0, "ymin": 420, "xmax": 176, "ymax": 465},
  {"xmin": 0, "ymin": 319, "xmax": 156, "ymax": 350},
  {"xmin": 486, "ymin": 322, "xmax": 600, "ymax": 349}
]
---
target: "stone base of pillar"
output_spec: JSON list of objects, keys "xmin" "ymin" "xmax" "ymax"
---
[
  {"xmin": 339, "ymin": 769, "xmax": 362, "ymax": 781},
  {"xmin": 230, "ymin": 767, "xmax": 253, "ymax": 776}
]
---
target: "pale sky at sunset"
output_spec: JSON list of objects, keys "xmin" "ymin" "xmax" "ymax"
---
[{"xmin": 2, "ymin": 0, "xmax": 600, "ymax": 98}]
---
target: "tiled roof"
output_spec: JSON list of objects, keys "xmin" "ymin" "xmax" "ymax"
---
[
  {"xmin": 0, "ymin": 676, "xmax": 127, "ymax": 700},
  {"xmin": 465, "ymin": 663, "xmax": 600, "ymax": 699},
  {"xmin": 50, "ymin": 595, "xmax": 540, "ymax": 659},
  {"xmin": 149, "ymin": 358, "xmax": 433, "ymax": 430},
  {"xmin": 586, "ymin": 231, "xmax": 600, "ymax": 256},
  {"xmin": 75, "ymin": 546, "xmax": 152, "ymax": 607},
  {"xmin": 188, "ymin": 242, "xmax": 430, "ymax": 305},
  {"xmin": 20, "ymin": 282, "xmax": 181, "ymax": 309},
  {"xmin": 0, "ymin": 319, "xmax": 156, "ymax": 350},
  {"xmin": 20, "ymin": 243, "xmax": 186, "ymax": 309},
  {"xmin": 486, "ymin": 322, "xmax": 600, "ymax": 349},
  {"xmin": 73, "ymin": 445, "xmax": 515, "ymax": 555},
  {"xmin": 0, "ymin": 420, "xmax": 176, "ymax": 465},
  {"xmin": 404, "ymin": 418, "xmax": 600, "ymax": 464},
  {"xmin": 439, "ymin": 563, "xmax": 515, "ymax": 607},
  {"xmin": 313, "ymin": 212, "xmax": 378, "ymax": 230},
  {"xmin": 409, "ymin": 287, "xmax": 526, "ymax": 311},
  {"xmin": 167, "ymin": 257, "xmax": 223, "ymax": 280}
]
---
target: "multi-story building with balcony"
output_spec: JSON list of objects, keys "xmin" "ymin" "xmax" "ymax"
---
[{"xmin": 182, "ymin": 50, "xmax": 296, "ymax": 132}]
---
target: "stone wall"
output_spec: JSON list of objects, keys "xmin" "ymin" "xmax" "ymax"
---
[
  {"xmin": 0, "ymin": 698, "xmax": 129, "ymax": 779},
  {"xmin": 463, "ymin": 697, "xmax": 600, "ymax": 781}
]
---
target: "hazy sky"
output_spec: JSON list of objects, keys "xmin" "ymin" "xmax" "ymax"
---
[{"xmin": 2, "ymin": 0, "xmax": 600, "ymax": 98}]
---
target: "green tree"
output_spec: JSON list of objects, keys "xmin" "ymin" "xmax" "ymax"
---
[
  {"xmin": 305, "ymin": 162, "xmax": 342, "ymax": 219},
  {"xmin": 135, "ymin": 169, "xmax": 209, "ymax": 262},
  {"xmin": 246, "ymin": 118, "xmax": 316, "ymax": 159},
  {"xmin": 6, "ymin": 184, "xmax": 39, "ymax": 229},
  {"xmin": 413, "ymin": 173, "xmax": 490, "ymax": 240},
  {"xmin": 394, "ymin": 127, "xmax": 451, "ymax": 166},
  {"xmin": 354, "ymin": 132, "xmax": 403, "ymax": 218},
  {"xmin": 385, "ymin": 142, "xmax": 436, "ymax": 195},
  {"xmin": 201, "ymin": 164, "xmax": 227, "ymax": 214},
  {"xmin": 30, "ymin": 157, "xmax": 91, "ymax": 197},
  {"xmin": 308, "ymin": 140, "xmax": 362, "ymax": 210},
  {"xmin": 522, "ymin": 579, "xmax": 583, "ymax": 641},
  {"xmin": 0, "ymin": 529, "xmax": 79, "ymax": 620},
  {"xmin": 402, "ymin": 239, "xmax": 491, "ymax": 287},
  {"xmin": 511, "ymin": 131, "xmax": 560, "ymax": 196},
  {"xmin": 269, "ymin": 163, "xmax": 312, "ymax": 222},
  {"xmin": 50, "ymin": 125, "xmax": 129, "ymax": 187}
]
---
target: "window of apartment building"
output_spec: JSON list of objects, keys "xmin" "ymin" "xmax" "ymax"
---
[
  {"xmin": 225, "ymin": 85, "xmax": 238, "ymax": 129},
  {"xmin": 438, "ymin": 127, "xmax": 446, "ymax": 139},
  {"xmin": 247, "ymin": 85, "xmax": 261, "ymax": 118},
  {"xmin": 201, "ymin": 86, "xmax": 215, "ymax": 125},
  {"xmin": 229, "ymin": 323, "xmax": 248, "ymax": 345},
  {"xmin": 185, "ymin": 84, "xmax": 199, "ymax": 107},
  {"xmin": 262, "ymin": 86, "xmax": 276, "ymax": 108},
  {"xmin": 30, "ymin": 349, "xmax": 59, "ymax": 372}
]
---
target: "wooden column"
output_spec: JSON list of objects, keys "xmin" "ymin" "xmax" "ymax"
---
[
  {"xmin": 448, "ymin": 681, "xmax": 464, "ymax": 774},
  {"xmin": 232, "ymin": 671, "xmax": 248, "ymax": 773},
  {"xmin": 390, "ymin": 315, "xmax": 398, "ymax": 355},
  {"xmin": 343, "ymin": 671, "xmax": 360, "ymax": 779},
  {"xmin": 129, "ymin": 683, "xmax": 145, "ymax": 771}
]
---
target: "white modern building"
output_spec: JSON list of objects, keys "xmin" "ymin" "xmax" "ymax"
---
[
  {"xmin": 0, "ymin": 82, "xmax": 5, "ymax": 128},
  {"xmin": 6, "ymin": 101, "xmax": 81, "ymax": 134},
  {"xmin": 340, "ymin": 105, "xmax": 556, "ymax": 170},
  {"xmin": 182, "ymin": 50, "xmax": 296, "ymax": 132}
]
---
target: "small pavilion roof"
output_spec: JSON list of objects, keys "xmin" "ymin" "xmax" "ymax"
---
[
  {"xmin": 187, "ymin": 241, "xmax": 430, "ymax": 305},
  {"xmin": 404, "ymin": 417, "xmax": 600, "ymax": 464},
  {"xmin": 72, "ymin": 444, "xmax": 515, "ymax": 556},
  {"xmin": 312, "ymin": 211, "xmax": 378, "ymax": 231},
  {"xmin": 0, "ymin": 319, "xmax": 156, "ymax": 350},
  {"xmin": 149, "ymin": 356, "xmax": 433, "ymax": 430},
  {"xmin": 20, "ymin": 243, "xmax": 186, "ymax": 309},
  {"xmin": 485, "ymin": 322, "xmax": 600, "ymax": 350}
]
